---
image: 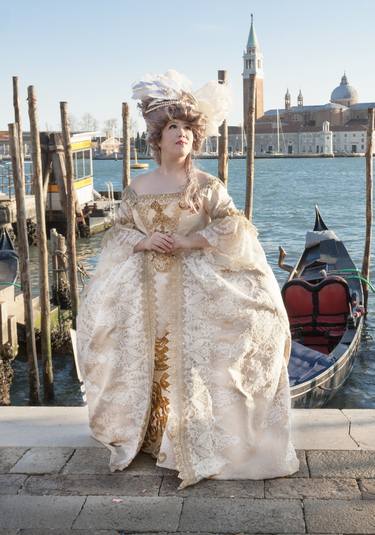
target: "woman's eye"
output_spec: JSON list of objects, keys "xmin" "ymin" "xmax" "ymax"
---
[{"xmin": 169, "ymin": 124, "xmax": 177, "ymax": 128}]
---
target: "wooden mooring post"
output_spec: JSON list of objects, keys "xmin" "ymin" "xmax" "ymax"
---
[
  {"xmin": 218, "ymin": 70, "xmax": 229, "ymax": 186},
  {"xmin": 122, "ymin": 102, "xmax": 130, "ymax": 189},
  {"xmin": 50, "ymin": 229, "xmax": 70, "ymax": 309},
  {"xmin": 60, "ymin": 102, "xmax": 79, "ymax": 328},
  {"xmin": 8, "ymin": 123, "xmax": 40, "ymax": 404},
  {"xmin": 245, "ymin": 73, "xmax": 256, "ymax": 221},
  {"xmin": 12, "ymin": 77, "xmax": 27, "ymax": 194},
  {"xmin": 362, "ymin": 107, "xmax": 374, "ymax": 312},
  {"xmin": 28, "ymin": 86, "xmax": 54, "ymax": 401}
]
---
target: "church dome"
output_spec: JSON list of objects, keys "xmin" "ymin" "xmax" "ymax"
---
[{"xmin": 330, "ymin": 73, "xmax": 358, "ymax": 106}]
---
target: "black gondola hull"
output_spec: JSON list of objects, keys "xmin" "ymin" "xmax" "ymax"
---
[{"xmin": 284, "ymin": 207, "xmax": 364, "ymax": 408}]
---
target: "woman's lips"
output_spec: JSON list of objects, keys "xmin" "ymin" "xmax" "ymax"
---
[{"xmin": 176, "ymin": 140, "xmax": 187, "ymax": 145}]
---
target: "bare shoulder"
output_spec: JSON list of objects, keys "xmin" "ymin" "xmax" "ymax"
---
[{"xmin": 129, "ymin": 171, "xmax": 158, "ymax": 194}]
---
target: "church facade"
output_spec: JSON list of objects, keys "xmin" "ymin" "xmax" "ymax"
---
[{"xmin": 227, "ymin": 17, "xmax": 375, "ymax": 156}]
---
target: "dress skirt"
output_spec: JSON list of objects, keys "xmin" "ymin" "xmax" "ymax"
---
[{"xmin": 76, "ymin": 175, "xmax": 300, "ymax": 489}]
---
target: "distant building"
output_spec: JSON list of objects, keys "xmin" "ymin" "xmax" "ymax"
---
[{"xmin": 226, "ymin": 16, "xmax": 375, "ymax": 156}]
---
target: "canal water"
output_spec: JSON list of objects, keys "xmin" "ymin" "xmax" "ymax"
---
[{"xmin": 10, "ymin": 157, "xmax": 375, "ymax": 407}]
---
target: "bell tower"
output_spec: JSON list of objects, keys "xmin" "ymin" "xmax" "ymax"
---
[
  {"xmin": 298, "ymin": 89, "xmax": 303, "ymax": 107},
  {"xmin": 242, "ymin": 14, "xmax": 264, "ymax": 129},
  {"xmin": 285, "ymin": 89, "xmax": 291, "ymax": 110}
]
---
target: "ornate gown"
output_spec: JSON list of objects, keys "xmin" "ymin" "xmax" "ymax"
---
[{"xmin": 76, "ymin": 174, "xmax": 299, "ymax": 489}]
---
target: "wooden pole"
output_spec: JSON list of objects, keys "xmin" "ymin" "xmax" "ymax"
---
[
  {"xmin": 12, "ymin": 77, "xmax": 26, "ymax": 193},
  {"xmin": 122, "ymin": 102, "xmax": 130, "ymax": 189},
  {"xmin": 50, "ymin": 229, "xmax": 69, "ymax": 308},
  {"xmin": 60, "ymin": 102, "xmax": 79, "ymax": 328},
  {"xmin": 362, "ymin": 107, "xmax": 374, "ymax": 312},
  {"xmin": 8, "ymin": 123, "xmax": 40, "ymax": 405},
  {"xmin": 245, "ymin": 73, "xmax": 256, "ymax": 221},
  {"xmin": 218, "ymin": 70, "xmax": 229, "ymax": 186},
  {"xmin": 27, "ymin": 86, "xmax": 54, "ymax": 401}
]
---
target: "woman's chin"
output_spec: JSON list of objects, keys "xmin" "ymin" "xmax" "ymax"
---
[{"xmin": 172, "ymin": 146, "xmax": 191, "ymax": 158}]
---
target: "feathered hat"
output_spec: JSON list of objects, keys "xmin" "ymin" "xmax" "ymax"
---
[{"xmin": 131, "ymin": 69, "xmax": 231, "ymax": 137}]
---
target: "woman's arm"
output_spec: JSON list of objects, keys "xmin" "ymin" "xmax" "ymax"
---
[{"xmin": 171, "ymin": 232, "xmax": 210, "ymax": 251}]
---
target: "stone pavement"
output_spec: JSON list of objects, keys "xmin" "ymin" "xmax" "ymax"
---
[{"xmin": 0, "ymin": 407, "xmax": 374, "ymax": 534}]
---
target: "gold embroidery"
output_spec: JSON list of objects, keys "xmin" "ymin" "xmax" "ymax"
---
[
  {"xmin": 141, "ymin": 332, "xmax": 170, "ymax": 457},
  {"xmin": 149, "ymin": 251, "xmax": 177, "ymax": 273},
  {"xmin": 150, "ymin": 200, "xmax": 175, "ymax": 232},
  {"xmin": 218, "ymin": 207, "xmax": 244, "ymax": 218},
  {"xmin": 136, "ymin": 198, "xmax": 182, "ymax": 273},
  {"xmin": 158, "ymin": 452, "xmax": 167, "ymax": 463}
]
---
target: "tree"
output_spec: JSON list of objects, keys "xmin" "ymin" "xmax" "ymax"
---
[
  {"xmin": 79, "ymin": 113, "xmax": 98, "ymax": 132},
  {"xmin": 103, "ymin": 118, "xmax": 118, "ymax": 138},
  {"xmin": 68, "ymin": 114, "xmax": 79, "ymax": 132},
  {"xmin": 140, "ymin": 132, "xmax": 147, "ymax": 154},
  {"xmin": 135, "ymin": 132, "xmax": 141, "ymax": 151}
]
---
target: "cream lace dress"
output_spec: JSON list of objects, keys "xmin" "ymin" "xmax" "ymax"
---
[{"xmin": 76, "ymin": 174, "xmax": 299, "ymax": 489}]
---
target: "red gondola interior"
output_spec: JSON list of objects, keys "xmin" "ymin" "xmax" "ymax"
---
[{"xmin": 282, "ymin": 276, "xmax": 351, "ymax": 354}]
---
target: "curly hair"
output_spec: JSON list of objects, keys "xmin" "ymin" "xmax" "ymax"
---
[{"xmin": 137, "ymin": 93, "xmax": 208, "ymax": 213}]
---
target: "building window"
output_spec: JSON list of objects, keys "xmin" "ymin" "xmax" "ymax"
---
[
  {"xmin": 73, "ymin": 149, "xmax": 92, "ymax": 179},
  {"xmin": 361, "ymin": 145, "xmax": 364, "ymax": 150},
  {"xmin": 84, "ymin": 149, "xmax": 92, "ymax": 176},
  {"xmin": 257, "ymin": 60, "xmax": 261, "ymax": 68}
]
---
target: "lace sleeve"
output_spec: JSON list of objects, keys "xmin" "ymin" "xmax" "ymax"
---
[
  {"xmin": 195, "ymin": 177, "xmax": 262, "ymax": 271},
  {"xmin": 101, "ymin": 186, "xmax": 146, "ymax": 250},
  {"xmin": 82, "ymin": 187, "xmax": 146, "ymax": 291}
]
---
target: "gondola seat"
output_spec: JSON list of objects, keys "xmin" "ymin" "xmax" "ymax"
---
[
  {"xmin": 288, "ymin": 340, "xmax": 337, "ymax": 386},
  {"xmin": 282, "ymin": 275, "xmax": 351, "ymax": 354}
]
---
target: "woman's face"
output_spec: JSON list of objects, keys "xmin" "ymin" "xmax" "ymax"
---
[{"xmin": 158, "ymin": 118, "xmax": 194, "ymax": 160}]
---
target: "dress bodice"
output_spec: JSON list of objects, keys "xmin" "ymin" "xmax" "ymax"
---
[{"xmin": 124, "ymin": 187, "xmax": 210, "ymax": 238}]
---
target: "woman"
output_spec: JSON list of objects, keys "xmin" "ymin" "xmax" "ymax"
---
[{"xmin": 76, "ymin": 70, "xmax": 299, "ymax": 489}]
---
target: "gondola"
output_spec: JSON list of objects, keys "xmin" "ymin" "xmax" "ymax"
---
[
  {"xmin": 0, "ymin": 227, "xmax": 19, "ymax": 285},
  {"xmin": 279, "ymin": 207, "xmax": 365, "ymax": 408}
]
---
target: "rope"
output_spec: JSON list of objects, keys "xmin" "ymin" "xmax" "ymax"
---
[
  {"xmin": 327, "ymin": 268, "xmax": 375, "ymax": 293},
  {"xmin": 0, "ymin": 281, "xmax": 21, "ymax": 289}
]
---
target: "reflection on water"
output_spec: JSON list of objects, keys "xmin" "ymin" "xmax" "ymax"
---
[{"xmin": 10, "ymin": 157, "xmax": 375, "ymax": 407}]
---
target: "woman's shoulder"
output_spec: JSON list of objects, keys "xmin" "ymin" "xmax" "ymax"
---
[
  {"xmin": 127, "ymin": 172, "xmax": 157, "ymax": 194},
  {"xmin": 121, "ymin": 171, "xmax": 160, "ymax": 205},
  {"xmin": 196, "ymin": 171, "xmax": 222, "ymax": 192}
]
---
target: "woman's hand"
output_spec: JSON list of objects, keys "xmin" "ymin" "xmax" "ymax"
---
[
  {"xmin": 145, "ymin": 231, "xmax": 174, "ymax": 253},
  {"xmin": 134, "ymin": 232, "xmax": 208, "ymax": 254}
]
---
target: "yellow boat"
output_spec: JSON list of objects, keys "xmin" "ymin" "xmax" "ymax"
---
[
  {"xmin": 47, "ymin": 132, "xmax": 94, "ymax": 211},
  {"xmin": 130, "ymin": 147, "xmax": 149, "ymax": 170}
]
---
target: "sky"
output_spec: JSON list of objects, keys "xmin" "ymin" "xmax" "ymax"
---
[{"xmin": 2, "ymin": 0, "xmax": 375, "ymax": 135}]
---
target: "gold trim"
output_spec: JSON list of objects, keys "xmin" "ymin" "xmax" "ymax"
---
[{"xmin": 141, "ymin": 332, "xmax": 171, "ymax": 456}]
